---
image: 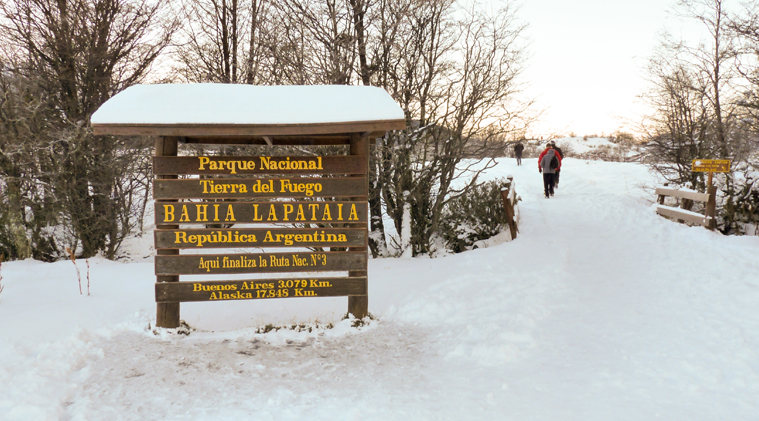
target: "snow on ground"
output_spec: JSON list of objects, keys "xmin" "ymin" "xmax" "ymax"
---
[
  {"xmin": 552, "ymin": 136, "xmax": 618, "ymax": 154},
  {"xmin": 2, "ymin": 158, "xmax": 759, "ymax": 420}
]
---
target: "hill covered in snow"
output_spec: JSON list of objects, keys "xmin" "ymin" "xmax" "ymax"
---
[{"xmin": 1, "ymin": 158, "xmax": 757, "ymax": 420}]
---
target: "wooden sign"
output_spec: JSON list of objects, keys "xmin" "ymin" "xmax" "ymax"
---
[
  {"xmin": 692, "ymin": 159, "xmax": 731, "ymax": 173},
  {"xmin": 154, "ymin": 227, "xmax": 366, "ymax": 249},
  {"xmin": 155, "ymin": 276, "xmax": 367, "ymax": 302},
  {"xmin": 154, "ymin": 177, "xmax": 366, "ymax": 199},
  {"xmin": 155, "ymin": 251, "xmax": 366, "ymax": 275},
  {"xmin": 154, "ymin": 155, "xmax": 366, "ymax": 175},
  {"xmin": 155, "ymin": 201, "xmax": 368, "ymax": 224}
]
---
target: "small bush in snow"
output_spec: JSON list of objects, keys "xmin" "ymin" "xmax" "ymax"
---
[{"xmin": 439, "ymin": 179, "xmax": 509, "ymax": 253}]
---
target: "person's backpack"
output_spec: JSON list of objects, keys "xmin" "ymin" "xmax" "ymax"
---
[{"xmin": 549, "ymin": 155, "xmax": 559, "ymax": 170}]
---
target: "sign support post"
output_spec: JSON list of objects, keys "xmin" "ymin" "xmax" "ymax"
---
[
  {"xmin": 155, "ymin": 136, "xmax": 181, "ymax": 328},
  {"xmin": 692, "ymin": 159, "xmax": 731, "ymax": 232},
  {"xmin": 348, "ymin": 133, "xmax": 369, "ymax": 319}
]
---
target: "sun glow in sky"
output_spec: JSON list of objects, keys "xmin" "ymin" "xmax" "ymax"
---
[{"xmin": 515, "ymin": 0, "xmax": 701, "ymax": 138}]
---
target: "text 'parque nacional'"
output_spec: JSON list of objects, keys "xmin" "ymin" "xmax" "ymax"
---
[
  {"xmin": 197, "ymin": 156, "xmax": 323, "ymax": 174},
  {"xmin": 152, "ymin": 155, "xmax": 366, "ymax": 176}
]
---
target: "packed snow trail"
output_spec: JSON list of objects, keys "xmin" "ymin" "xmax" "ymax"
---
[{"xmin": 1, "ymin": 158, "xmax": 758, "ymax": 420}]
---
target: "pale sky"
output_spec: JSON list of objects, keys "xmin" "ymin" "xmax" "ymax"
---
[{"xmin": 516, "ymin": 0, "xmax": 699, "ymax": 138}]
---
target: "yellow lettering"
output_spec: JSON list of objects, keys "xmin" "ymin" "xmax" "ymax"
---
[
  {"xmin": 283, "ymin": 204, "xmax": 294, "ymax": 221},
  {"xmin": 349, "ymin": 204, "xmax": 359, "ymax": 221},
  {"xmin": 200, "ymin": 179, "xmax": 211, "ymax": 193},
  {"xmin": 267, "ymin": 205, "xmax": 278, "ymax": 221},
  {"xmin": 252, "ymin": 204, "xmax": 263, "ymax": 221},
  {"xmin": 163, "ymin": 205, "xmax": 175, "ymax": 222},
  {"xmin": 225, "ymin": 204, "xmax": 236, "ymax": 222},
  {"xmin": 296, "ymin": 205, "xmax": 305, "ymax": 221},
  {"xmin": 308, "ymin": 204, "xmax": 319, "ymax": 221},
  {"xmin": 179, "ymin": 205, "xmax": 190, "ymax": 222},
  {"xmin": 174, "ymin": 231, "xmax": 187, "ymax": 244},
  {"xmin": 196, "ymin": 204, "xmax": 208, "ymax": 222},
  {"xmin": 198, "ymin": 157, "xmax": 210, "ymax": 170},
  {"xmin": 322, "ymin": 204, "xmax": 332, "ymax": 221}
]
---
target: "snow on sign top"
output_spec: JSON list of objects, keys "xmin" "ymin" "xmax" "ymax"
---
[{"xmin": 91, "ymin": 84, "xmax": 406, "ymax": 136}]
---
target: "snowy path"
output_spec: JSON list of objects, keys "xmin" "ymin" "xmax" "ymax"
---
[{"xmin": 2, "ymin": 158, "xmax": 759, "ymax": 420}]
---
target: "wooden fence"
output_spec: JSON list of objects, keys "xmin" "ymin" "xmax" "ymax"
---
[
  {"xmin": 500, "ymin": 176, "xmax": 519, "ymax": 240},
  {"xmin": 655, "ymin": 184, "xmax": 716, "ymax": 230}
]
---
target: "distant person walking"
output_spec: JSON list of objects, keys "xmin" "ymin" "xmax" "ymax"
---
[
  {"xmin": 538, "ymin": 143, "xmax": 562, "ymax": 198},
  {"xmin": 513, "ymin": 141, "xmax": 524, "ymax": 165},
  {"xmin": 550, "ymin": 141, "xmax": 563, "ymax": 188}
]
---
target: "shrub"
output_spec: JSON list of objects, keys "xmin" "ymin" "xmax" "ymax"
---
[{"xmin": 439, "ymin": 179, "xmax": 509, "ymax": 253}]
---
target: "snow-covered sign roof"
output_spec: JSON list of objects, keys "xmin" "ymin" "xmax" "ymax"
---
[{"xmin": 91, "ymin": 84, "xmax": 406, "ymax": 137}]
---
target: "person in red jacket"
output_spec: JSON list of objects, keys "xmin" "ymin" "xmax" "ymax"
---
[{"xmin": 538, "ymin": 143, "xmax": 562, "ymax": 198}]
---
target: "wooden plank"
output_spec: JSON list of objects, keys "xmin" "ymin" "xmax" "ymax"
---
[
  {"xmin": 155, "ymin": 201, "xmax": 368, "ymax": 225},
  {"xmin": 655, "ymin": 187, "xmax": 710, "ymax": 203},
  {"xmin": 183, "ymin": 136, "xmax": 352, "ymax": 146},
  {"xmin": 155, "ymin": 251, "xmax": 367, "ymax": 275},
  {"xmin": 155, "ymin": 276, "xmax": 367, "ymax": 303},
  {"xmin": 154, "ymin": 155, "xmax": 366, "ymax": 175},
  {"xmin": 155, "ymin": 227, "xmax": 366, "ymax": 249},
  {"xmin": 655, "ymin": 205, "xmax": 709, "ymax": 226},
  {"xmin": 92, "ymin": 120, "xmax": 406, "ymax": 137},
  {"xmin": 154, "ymin": 177, "xmax": 366, "ymax": 199}
]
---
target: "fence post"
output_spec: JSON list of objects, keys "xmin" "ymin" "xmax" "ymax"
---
[
  {"xmin": 501, "ymin": 177, "xmax": 517, "ymax": 240},
  {"xmin": 705, "ymin": 185, "xmax": 717, "ymax": 231},
  {"xmin": 658, "ymin": 182, "xmax": 668, "ymax": 205}
]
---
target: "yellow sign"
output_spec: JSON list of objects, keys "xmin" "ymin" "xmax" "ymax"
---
[{"xmin": 692, "ymin": 159, "xmax": 731, "ymax": 173}]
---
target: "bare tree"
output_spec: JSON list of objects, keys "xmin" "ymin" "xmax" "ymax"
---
[
  {"xmin": 173, "ymin": 0, "xmax": 274, "ymax": 84},
  {"xmin": 640, "ymin": 57, "xmax": 713, "ymax": 189},
  {"xmin": 640, "ymin": 0, "xmax": 759, "ymax": 233},
  {"xmin": 374, "ymin": 1, "xmax": 532, "ymax": 255},
  {"xmin": 0, "ymin": 0, "xmax": 177, "ymax": 258}
]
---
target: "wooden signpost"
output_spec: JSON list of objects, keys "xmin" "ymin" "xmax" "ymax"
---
[
  {"xmin": 693, "ymin": 159, "xmax": 731, "ymax": 231},
  {"xmin": 91, "ymin": 84, "xmax": 405, "ymax": 328}
]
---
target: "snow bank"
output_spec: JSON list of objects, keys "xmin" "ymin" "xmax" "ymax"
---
[{"xmin": 2, "ymin": 158, "xmax": 758, "ymax": 420}]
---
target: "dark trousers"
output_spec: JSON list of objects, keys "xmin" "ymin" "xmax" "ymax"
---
[
  {"xmin": 515, "ymin": 152, "xmax": 522, "ymax": 165},
  {"xmin": 543, "ymin": 173, "xmax": 555, "ymax": 196},
  {"xmin": 554, "ymin": 169, "xmax": 560, "ymax": 186}
]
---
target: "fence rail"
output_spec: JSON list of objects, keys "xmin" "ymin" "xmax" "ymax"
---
[{"xmin": 655, "ymin": 185, "xmax": 716, "ymax": 230}]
